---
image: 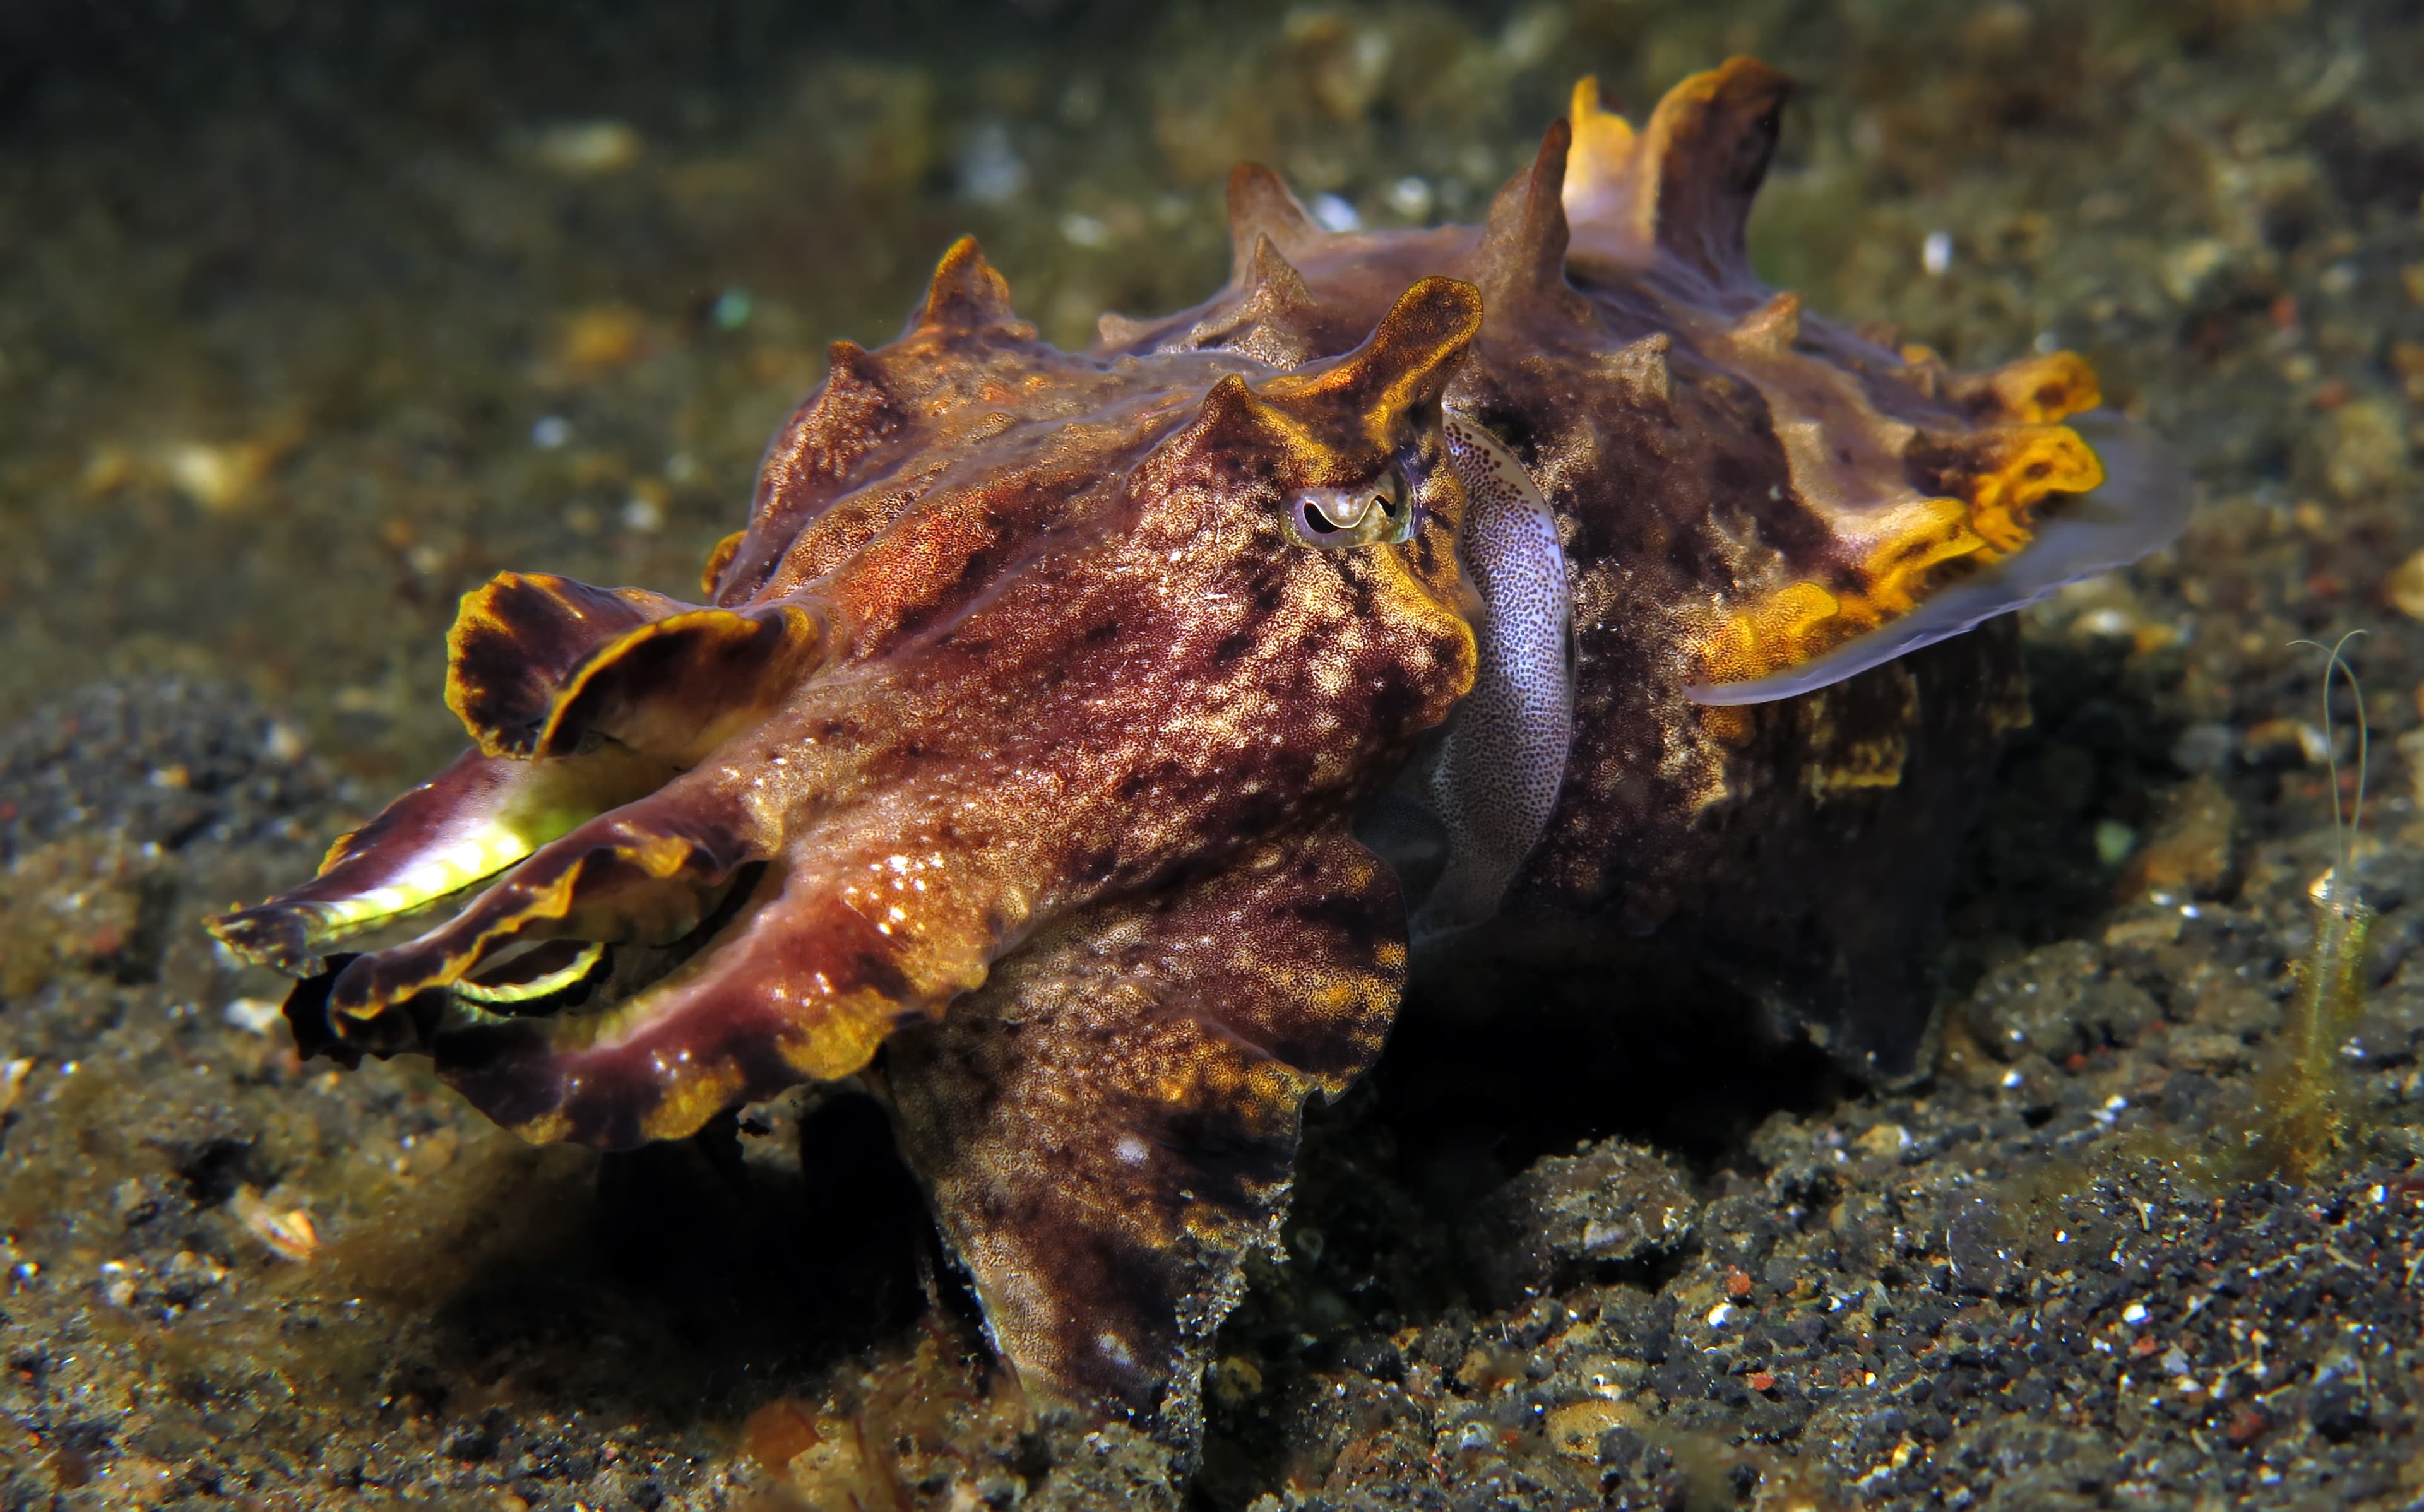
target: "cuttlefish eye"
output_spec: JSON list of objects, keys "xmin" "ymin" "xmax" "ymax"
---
[{"xmin": 1288, "ymin": 464, "xmax": 1412, "ymax": 548}]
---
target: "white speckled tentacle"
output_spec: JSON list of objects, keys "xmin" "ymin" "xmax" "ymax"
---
[{"xmin": 1410, "ymin": 412, "xmax": 1574, "ymax": 939}]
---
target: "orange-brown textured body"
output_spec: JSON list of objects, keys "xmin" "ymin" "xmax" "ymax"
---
[{"xmin": 209, "ymin": 60, "xmax": 2181, "ymax": 1439}]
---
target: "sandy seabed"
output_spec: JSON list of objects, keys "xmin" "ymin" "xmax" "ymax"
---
[{"xmin": 5, "ymin": 1, "xmax": 2424, "ymax": 1506}]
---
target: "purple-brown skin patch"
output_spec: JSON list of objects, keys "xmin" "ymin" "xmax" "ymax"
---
[{"xmin": 211, "ymin": 59, "xmax": 2181, "ymax": 1441}]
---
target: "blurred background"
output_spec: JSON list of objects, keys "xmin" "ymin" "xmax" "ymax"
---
[{"xmin": 9, "ymin": 0, "xmax": 2387, "ymax": 788}]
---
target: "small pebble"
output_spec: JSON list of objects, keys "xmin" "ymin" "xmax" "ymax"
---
[
  {"xmin": 222, "ymin": 998, "xmax": 285, "ymax": 1036},
  {"xmin": 1386, "ymin": 176, "xmax": 1434, "ymax": 220},
  {"xmin": 2387, "ymin": 548, "xmax": 2424, "ymax": 622},
  {"xmin": 530, "ymin": 119, "xmax": 641, "ymax": 176},
  {"xmin": 2094, "ymin": 820, "xmax": 2137, "ymax": 867},
  {"xmin": 1060, "ymin": 211, "xmax": 1112, "ymax": 249},
  {"xmin": 958, "ymin": 122, "xmax": 1028, "ymax": 206},
  {"xmin": 1310, "ymin": 193, "xmax": 1361, "ymax": 233},
  {"xmin": 231, "ymin": 1188, "xmax": 319, "ymax": 1263}
]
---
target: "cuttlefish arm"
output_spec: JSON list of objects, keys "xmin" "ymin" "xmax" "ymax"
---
[
  {"xmin": 213, "ymin": 264, "xmax": 1483, "ymax": 1439},
  {"xmin": 882, "ymin": 820, "xmax": 1402, "ymax": 1429}
]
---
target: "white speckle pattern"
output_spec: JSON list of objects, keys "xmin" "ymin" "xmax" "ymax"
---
[{"xmin": 1408, "ymin": 414, "xmax": 1573, "ymax": 938}]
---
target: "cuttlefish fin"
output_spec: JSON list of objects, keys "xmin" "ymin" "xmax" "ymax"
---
[
  {"xmin": 882, "ymin": 822, "xmax": 1404, "ymax": 1440},
  {"xmin": 1689, "ymin": 411, "xmax": 2191, "ymax": 704}
]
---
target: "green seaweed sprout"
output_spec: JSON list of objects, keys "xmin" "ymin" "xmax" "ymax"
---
[
  {"xmin": 1994, "ymin": 634, "xmax": 2382, "ymax": 1266},
  {"xmin": 2241, "ymin": 630, "xmax": 2376, "ymax": 1182}
]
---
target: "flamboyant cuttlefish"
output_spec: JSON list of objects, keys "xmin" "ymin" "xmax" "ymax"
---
[{"xmin": 210, "ymin": 59, "xmax": 2186, "ymax": 1438}]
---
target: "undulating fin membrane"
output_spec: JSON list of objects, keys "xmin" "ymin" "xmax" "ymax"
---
[
  {"xmin": 1689, "ymin": 410, "xmax": 2191, "ymax": 705},
  {"xmin": 206, "ymin": 745, "xmax": 674, "ymax": 977},
  {"xmin": 532, "ymin": 599, "xmax": 824, "ymax": 764},
  {"xmin": 447, "ymin": 573, "xmax": 687, "ymax": 757},
  {"xmin": 884, "ymin": 823, "xmax": 1405, "ymax": 1441}
]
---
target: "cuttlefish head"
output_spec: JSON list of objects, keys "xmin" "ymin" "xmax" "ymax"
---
[{"xmin": 210, "ymin": 251, "xmax": 1483, "ymax": 1153}]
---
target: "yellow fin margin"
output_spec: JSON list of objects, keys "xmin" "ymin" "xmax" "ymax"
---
[
  {"xmin": 1697, "ymin": 418, "xmax": 2108, "ymax": 687},
  {"xmin": 1962, "ymin": 425, "xmax": 2105, "ymax": 557}
]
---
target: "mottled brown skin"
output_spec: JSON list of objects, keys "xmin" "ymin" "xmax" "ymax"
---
[
  {"xmin": 210, "ymin": 60, "xmax": 2129, "ymax": 1439},
  {"xmin": 1116, "ymin": 63, "xmax": 2062, "ymax": 1072}
]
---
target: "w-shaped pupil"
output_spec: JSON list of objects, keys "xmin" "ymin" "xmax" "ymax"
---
[{"xmin": 1312, "ymin": 492, "xmax": 1382, "ymax": 530}]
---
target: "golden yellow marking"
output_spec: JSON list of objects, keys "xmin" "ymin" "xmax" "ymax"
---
[
  {"xmin": 454, "ymin": 940, "xmax": 607, "ymax": 1004},
  {"xmin": 1700, "ymin": 581, "xmax": 1841, "ymax": 686},
  {"xmin": 1562, "ymin": 76, "xmax": 1648, "ymax": 260},
  {"xmin": 1251, "ymin": 278, "xmax": 1484, "ymax": 473},
  {"xmin": 1860, "ymin": 497, "xmax": 1986, "ymax": 613},
  {"xmin": 635, "ymin": 1061, "xmax": 749, "ymax": 1144},
  {"xmin": 1794, "ymin": 670, "xmax": 1916, "ymax": 798},
  {"xmin": 1701, "ymin": 500, "xmax": 1975, "ymax": 685},
  {"xmin": 303, "ymin": 815, "xmax": 574, "ymax": 942},
  {"xmin": 1696, "ymin": 420, "xmax": 2104, "ymax": 687},
  {"xmin": 701, "ymin": 530, "xmax": 745, "ymax": 596},
  {"xmin": 1975, "ymin": 351, "xmax": 2101, "ymax": 425},
  {"xmin": 1699, "ymin": 704, "xmax": 1754, "ymax": 747},
  {"xmin": 1962, "ymin": 425, "xmax": 2103, "ymax": 557}
]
